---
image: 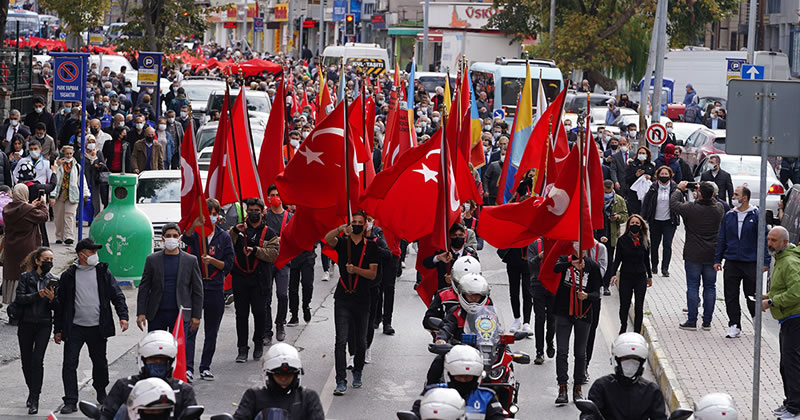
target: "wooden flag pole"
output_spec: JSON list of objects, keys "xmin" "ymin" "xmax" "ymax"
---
[
  {"xmin": 576, "ymin": 100, "xmax": 587, "ymax": 319},
  {"xmin": 441, "ymin": 109, "xmax": 449, "ymax": 249},
  {"xmin": 197, "ymin": 195, "xmax": 209, "ymax": 280}
]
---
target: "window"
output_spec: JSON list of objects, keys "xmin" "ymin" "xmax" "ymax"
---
[{"xmin": 767, "ymin": 0, "xmax": 781, "ymax": 14}]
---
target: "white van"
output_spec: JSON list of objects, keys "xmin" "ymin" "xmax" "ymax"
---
[
  {"xmin": 753, "ymin": 51, "xmax": 791, "ymax": 80},
  {"xmin": 322, "ymin": 43, "xmax": 389, "ymax": 75}
]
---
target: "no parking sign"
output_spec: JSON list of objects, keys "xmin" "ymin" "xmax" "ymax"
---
[
  {"xmin": 53, "ymin": 55, "xmax": 86, "ymax": 102},
  {"xmin": 645, "ymin": 123, "xmax": 667, "ymax": 146}
]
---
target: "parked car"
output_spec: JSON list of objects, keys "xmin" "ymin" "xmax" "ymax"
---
[
  {"xmin": 206, "ymin": 89, "xmax": 272, "ymax": 121},
  {"xmin": 136, "ymin": 170, "xmax": 180, "ymax": 250},
  {"xmin": 780, "ymin": 184, "xmax": 800, "ymax": 242},
  {"xmin": 181, "ymin": 77, "xmax": 226, "ymax": 121},
  {"xmin": 683, "ymin": 127, "xmax": 726, "ymax": 171},
  {"xmin": 195, "ymin": 118, "xmax": 268, "ymax": 152},
  {"xmin": 670, "ymin": 122, "xmax": 706, "ymax": 146},
  {"xmin": 694, "ymin": 154, "xmax": 781, "ymax": 220}
]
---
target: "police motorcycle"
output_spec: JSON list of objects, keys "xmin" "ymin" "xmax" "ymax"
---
[
  {"xmin": 78, "ymin": 378, "xmax": 204, "ymax": 420},
  {"xmin": 210, "ymin": 410, "xmax": 292, "ymax": 420},
  {"xmin": 427, "ymin": 305, "xmax": 530, "ymax": 418},
  {"xmin": 575, "ymin": 399, "xmax": 693, "ymax": 420}
]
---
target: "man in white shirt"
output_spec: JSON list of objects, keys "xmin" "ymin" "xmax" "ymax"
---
[{"xmin": 89, "ymin": 119, "xmax": 111, "ymax": 150}]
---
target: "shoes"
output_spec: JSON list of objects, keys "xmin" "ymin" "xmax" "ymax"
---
[
  {"xmin": 661, "ymin": 270, "xmax": 670, "ymax": 277},
  {"xmin": 333, "ymin": 380, "xmax": 347, "ymax": 395},
  {"xmin": 303, "ymin": 307, "xmax": 312, "ymax": 323},
  {"xmin": 28, "ymin": 400, "xmax": 38, "ymax": 415},
  {"xmin": 522, "ymin": 323, "xmax": 534, "ymax": 336},
  {"xmin": 64, "ymin": 239, "xmax": 74, "ymax": 245},
  {"xmin": 253, "ymin": 342, "xmax": 264, "ymax": 360},
  {"xmin": 365, "ymin": 348, "xmax": 372, "ymax": 364},
  {"xmin": 603, "ymin": 287, "xmax": 611, "ymax": 296},
  {"xmin": 185, "ymin": 370, "xmax": 193, "ymax": 383},
  {"xmin": 547, "ymin": 343, "xmax": 555, "ymax": 359},
  {"xmin": 276, "ymin": 325, "xmax": 286, "ymax": 342},
  {"xmin": 61, "ymin": 404, "xmax": 77, "ymax": 414},
  {"xmin": 225, "ymin": 294, "xmax": 235, "ymax": 305},
  {"xmin": 702, "ymin": 322, "xmax": 712, "ymax": 331},
  {"xmin": 573, "ymin": 383, "xmax": 584, "ymax": 400},
  {"xmin": 97, "ymin": 388, "xmax": 107, "ymax": 404},
  {"xmin": 287, "ymin": 316, "xmax": 300, "ymax": 326},
  {"xmin": 26, "ymin": 394, "xmax": 33, "ymax": 409},
  {"xmin": 347, "ymin": 355, "xmax": 354, "ymax": 370},
  {"xmin": 373, "ymin": 319, "xmax": 381, "ymax": 329},
  {"xmin": 264, "ymin": 336, "xmax": 273, "ymax": 347},
  {"xmin": 679, "ymin": 321, "xmax": 697, "ymax": 331},
  {"xmin": 534, "ymin": 352, "xmax": 544, "ymax": 365},
  {"xmin": 726, "ymin": 325, "xmax": 741, "ymax": 338},
  {"xmin": 55, "ymin": 240, "xmax": 62, "ymax": 244},
  {"xmin": 322, "ymin": 271, "xmax": 330, "ymax": 281},
  {"xmin": 402, "ymin": 261, "xmax": 407, "ymax": 269},
  {"xmin": 352, "ymin": 371, "xmax": 363, "ymax": 388},
  {"xmin": 775, "ymin": 405, "xmax": 788, "ymax": 416},
  {"xmin": 555, "ymin": 384, "xmax": 568, "ymax": 406},
  {"xmin": 383, "ymin": 324, "xmax": 395, "ymax": 335},
  {"xmin": 779, "ymin": 411, "xmax": 800, "ymax": 419},
  {"xmin": 619, "ymin": 326, "xmax": 627, "ymax": 335},
  {"xmin": 236, "ymin": 347, "xmax": 248, "ymax": 363},
  {"xmin": 510, "ymin": 318, "xmax": 522, "ymax": 333},
  {"xmin": 200, "ymin": 370, "xmax": 215, "ymax": 380}
]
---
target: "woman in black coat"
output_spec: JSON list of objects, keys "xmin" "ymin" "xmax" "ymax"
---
[
  {"xmin": 13, "ymin": 247, "xmax": 57, "ymax": 414},
  {"xmin": 610, "ymin": 215, "xmax": 652, "ymax": 334},
  {"xmin": 625, "ymin": 146, "xmax": 656, "ymax": 215}
]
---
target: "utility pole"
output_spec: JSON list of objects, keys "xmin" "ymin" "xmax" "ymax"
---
[
  {"xmin": 298, "ymin": 14, "xmax": 305, "ymax": 59},
  {"xmin": 242, "ymin": 0, "xmax": 248, "ymax": 49},
  {"xmin": 746, "ymin": 0, "xmax": 757, "ymax": 62},
  {"xmin": 649, "ymin": 0, "xmax": 668, "ymax": 154},
  {"xmin": 318, "ymin": 0, "xmax": 325, "ymax": 55},
  {"xmin": 639, "ymin": 0, "xmax": 663, "ymax": 151},
  {"xmin": 549, "ymin": 0, "xmax": 555, "ymax": 55},
  {"xmin": 287, "ymin": 0, "xmax": 294, "ymax": 54},
  {"xmin": 422, "ymin": 0, "xmax": 430, "ymax": 71}
]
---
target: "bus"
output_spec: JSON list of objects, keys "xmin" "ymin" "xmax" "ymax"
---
[
  {"xmin": 6, "ymin": 10, "xmax": 41, "ymax": 38},
  {"xmin": 470, "ymin": 58, "xmax": 564, "ymax": 119}
]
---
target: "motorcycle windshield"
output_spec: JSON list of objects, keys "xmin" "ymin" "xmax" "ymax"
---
[
  {"xmin": 254, "ymin": 408, "xmax": 290, "ymax": 420},
  {"xmin": 464, "ymin": 306, "xmax": 504, "ymax": 365}
]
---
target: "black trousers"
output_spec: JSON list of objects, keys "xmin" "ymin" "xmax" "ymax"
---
[
  {"xmin": 289, "ymin": 258, "xmax": 314, "ymax": 316},
  {"xmin": 232, "ymin": 273, "xmax": 268, "ymax": 348},
  {"xmin": 350, "ymin": 287, "xmax": 381, "ymax": 351},
  {"xmin": 555, "ymin": 315, "xmax": 590, "ymax": 385},
  {"xmin": 586, "ymin": 299, "xmax": 601, "ymax": 366},
  {"xmin": 193, "ymin": 289, "xmax": 225, "ymax": 372},
  {"xmin": 532, "ymin": 283, "xmax": 556, "ymax": 354},
  {"xmin": 508, "ymin": 263, "xmax": 532, "ymax": 323},
  {"xmin": 320, "ymin": 242, "xmax": 332, "ymax": 272},
  {"xmin": 780, "ymin": 317, "xmax": 800, "ymax": 415},
  {"xmin": 619, "ymin": 272, "xmax": 648, "ymax": 333},
  {"xmin": 62, "ymin": 325, "xmax": 108, "ymax": 405},
  {"xmin": 649, "ymin": 220, "xmax": 677, "ymax": 273},
  {"xmin": 334, "ymin": 300, "xmax": 369, "ymax": 382},
  {"xmin": 603, "ymin": 244, "xmax": 615, "ymax": 288},
  {"xmin": 723, "ymin": 260, "xmax": 757, "ymax": 328},
  {"xmin": 18, "ymin": 322, "xmax": 50, "ymax": 398},
  {"xmin": 375, "ymin": 256, "xmax": 398, "ymax": 325}
]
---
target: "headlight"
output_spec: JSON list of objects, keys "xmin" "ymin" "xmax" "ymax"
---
[{"xmin": 488, "ymin": 365, "xmax": 506, "ymax": 380}]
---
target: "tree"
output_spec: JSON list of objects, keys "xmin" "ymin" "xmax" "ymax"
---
[
  {"xmin": 114, "ymin": 0, "xmax": 208, "ymax": 54},
  {"xmin": 39, "ymin": 0, "xmax": 108, "ymax": 38},
  {"xmin": 0, "ymin": 0, "xmax": 10, "ymax": 43}
]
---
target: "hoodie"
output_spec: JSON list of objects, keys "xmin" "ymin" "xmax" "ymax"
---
[{"xmin": 714, "ymin": 206, "xmax": 771, "ymax": 266}]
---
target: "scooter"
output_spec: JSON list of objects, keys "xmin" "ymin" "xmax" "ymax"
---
[
  {"xmin": 78, "ymin": 400, "xmax": 204, "ymax": 420},
  {"xmin": 575, "ymin": 399, "xmax": 693, "ymax": 420}
]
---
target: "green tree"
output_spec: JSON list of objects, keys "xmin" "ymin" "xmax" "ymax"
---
[
  {"xmin": 114, "ymin": 0, "xmax": 208, "ymax": 54},
  {"xmin": 39, "ymin": 0, "xmax": 108, "ymax": 37}
]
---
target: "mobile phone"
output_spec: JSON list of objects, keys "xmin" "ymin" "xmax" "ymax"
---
[
  {"xmin": 39, "ymin": 191, "xmax": 46, "ymax": 201},
  {"xmin": 47, "ymin": 279, "xmax": 58, "ymax": 289},
  {"xmin": 686, "ymin": 182, "xmax": 698, "ymax": 190}
]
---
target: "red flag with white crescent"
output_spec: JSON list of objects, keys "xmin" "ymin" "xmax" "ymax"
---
[{"xmin": 178, "ymin": 121, "xmax": 213, "ymax": 235}]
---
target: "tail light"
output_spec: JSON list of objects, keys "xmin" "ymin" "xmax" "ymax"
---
[
  {"xmin": 499, "ymin": 334, "xmax": 515, "ymax": 345},
  {"xmin": 769, "ymin": 184, "xmax": 785, "ymax": 194}
]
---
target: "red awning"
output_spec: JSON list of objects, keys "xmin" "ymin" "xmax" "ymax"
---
[{"xmin": 416, "ymin": 30, "xmax": 442, "ymax": 42}]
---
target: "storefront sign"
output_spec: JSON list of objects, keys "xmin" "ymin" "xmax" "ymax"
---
[
  {"xmin": 427, "ymin": 3, "xmax": 503, "ymax": 30},
  {"xmin": 275, "ymin": 3, "xmax": 289, "ymax": 21},
  {"xmin": 371, "ymin": 13, "xmax": 385, "ymax": 29}
]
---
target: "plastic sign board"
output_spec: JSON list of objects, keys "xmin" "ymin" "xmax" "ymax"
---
[
  {"xmin": 726, "ymin": 58, "xmax": 746, "ymax": 82},
  {"xmin": 274, "ymin": 3, "xmax": 289, "ymax": 21},
  {"xmin": 742, "ymin": 65, "xmax": 765, "ymax": 80},
  {"xmin": 493, "ymin": 109, "xmax": 506, "ymax": 120},
  {"xmin": 726, "ymin": 79, "xmax": 800, "ymax": 157},
  {"xmin": 137, "ymin": 52, "xmax": 162, "ymax": 88},
  {"xmin": 645, "ymin": 123, "xmax": 667, "ymax": 146},
  {"xmin": 253, "ymin": 17, "xmax": 264, "ymax": 32},
  {"xmin": 88, "ymin": 32, "xmax": 104, "ymax": 46},
  {"xmin": 332, "ymin": 0, "xmax": 346, "ymax": 21},
  {"xmin": 53, "ymin": 56, "xmax": 85, "ymax": 102}
]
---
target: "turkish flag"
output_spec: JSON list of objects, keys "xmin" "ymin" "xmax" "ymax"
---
[
  {"xmin": 172, "ymin": 311, "xmax": 187, "ymax": 382},
  {"xmin": 349, "ymin": 94, "xmax": 375, "ymax": 194},
  {"xmin": 289, "ymin": 76, "xmax": 302, "ymax": 116},
  {"xmin": 258, "ymin": 76, "xmax": 286, "ymax": 197},
  {"xmin": 177, "ymin": 121, "xmax": 213, "ymax": 236},
  {"xmin": 584, "ymin": 115, "xmax": 606, "ymax": 231},
  {"xmin": 512, "ymin": 88, "xmax": 568, "ymax": 192},
  {"xmin": 382, "ymin": 62, "xmax": 402, "ymax": 169},
  {"xmin": 537, "ymin": 238, "xmax": 573, "ymax": 293},
  {"xmin": 230, "ymin": 88, "xmax": 264, "ymax": 201},
  {"xmin": 204, "ymin": 90, "xmax": 237, "ymax": 204},
  {"xmin": 319, "ymin": 78, "xmax": 334, "ymax": 122}
]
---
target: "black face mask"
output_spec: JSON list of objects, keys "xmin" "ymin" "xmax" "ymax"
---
[
  {"xmin": 247, "ymin": 211, "xmax": 261, "ymax": 224},
  {"xmin": 90, "ymin": 127, "xmax": 99, "ymax": 135},
  {"xmin": 450, "ymin": 236, "xmax": 465, "ymax": 249},
  {"xmin": 351, "ymin": 224, "xmax": 364, "ymax": 235},
  {"xmin": 658, "ymin": 176, "xmax": 670, "ymax": 184},
  {"xmin": 40, "ymin": 261, "xmax": 53, "ymax": 274},
  {"xmin": 448, "ymin": 376, "xmax": 479, "ymax": 400},
  {"xmin": 145, "ymin": 136, "xmax": 155, "ymax": 143},
  {"xmin": 629, "ymin": 225, "xmax": 641, "ymax": 234},
  {"xmin": 610, "ymin": 144, "xmax": 619, "ymax": 150}
]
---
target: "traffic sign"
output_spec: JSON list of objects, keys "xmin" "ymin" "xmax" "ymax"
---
[
  {"xmin": 253, "ymin": 17, "xmax": 264, "ymax": 33},
  {"xmin": 493, "ymin": 109, "xmax": 506, "ymax": 120},
  {"xmin": 742, "ymin": 65, "xmax": 765, "ymax": 80},
  {"xmin": 137, "ymin": 52, "xmax": 162, "ymax": 88},
  {"xmin": 53, "ymin": 56, "xmax": 86, "ymax": 102},
  {"xmin": 645, "ymin": 123, "xmax": 667, "ymax": 146},
  {"xmin": 726, "ymin": 58, "xmax": 747, "ymax": 82},
  {"xmin": 726, "ymin": 79, "xmax": 800, "ymax": 157}
]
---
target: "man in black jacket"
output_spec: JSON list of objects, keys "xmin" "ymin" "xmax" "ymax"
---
[
  {"xmin": 700, "ymin": 155, "xmax": 734, "ymax": 205},
  {"xmin": 482, "ymin": 150, "xmax": 504, "ymax": 205},
  {"xmin": 422, "ymin": 224, "xmax": 479, "ymax": 291},
  {"xmin": 54, "ymin": 238, "xmax": 129, "ymax": 414},
  {"xmin": 24, "ymin": 97, "xmax": 57, "ymax": 140}
]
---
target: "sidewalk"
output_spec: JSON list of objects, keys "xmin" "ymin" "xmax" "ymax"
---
[{"xmin": 638, "ymin": 225, "xmax": 783, "ymax": 418}]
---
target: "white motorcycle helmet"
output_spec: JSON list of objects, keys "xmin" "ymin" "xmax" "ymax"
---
[
  {"xmin": 262, "ymin": 342, "xmax": 303, "ymax": 390},
  {"xmin": 126, "ymin": 377, "xmax": 175, "ymax": 420},
  {"xmin": 136, "ymin": 330, "xmax": 178, "ymax": 379},
  {"xmin": 694, "ymin": 393, "xmax": 738, "ymax": 420},
  {"xmin": 456, "ymin": 273, "xmax": 490, "ymax": 314},
  {"xmin": 444, "ymin": 345, "xmax": 484, "ymax": 378},
  {"xmin": 419, "ymin": 388, "xmax": 466, "ymax": 420},
  {"xmin": 611, "ymin": 332, "xmax": 648, "ymax": 380},
  {"xmin": 450, "ymin": 256, "xmax": 481, "ymax": 293}
]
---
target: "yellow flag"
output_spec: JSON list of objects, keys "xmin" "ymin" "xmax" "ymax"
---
[{"xmin": 443, "ymin": 77, "xmax": 452, "ymax": 113}]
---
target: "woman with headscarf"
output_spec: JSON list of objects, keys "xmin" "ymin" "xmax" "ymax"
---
[
  {"xmin": 83, "ymin": 134, "xmax": 108, "ymax": 219},
  {"xmin": 654, "ymin": 144, "xmax": 683, "ymax": 182},
  {"xmin": 1, "ymin": 184, "xmax": 48, "ymax": 312}
]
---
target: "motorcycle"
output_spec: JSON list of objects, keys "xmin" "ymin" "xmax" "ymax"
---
[
  {"xmin": 211, "ymin": 410, "xmax": 289, "ymax": 420},
  {"xmin": 427, "ymin": 306, "xmax": 530, "ymax": 418},
  {"xmin": 575, "ymin": 399, "xmax": 693, "ymax": 420},
  {"xmin": 78, "ymin": 400, "xmax": 204, "ymax": 420}
]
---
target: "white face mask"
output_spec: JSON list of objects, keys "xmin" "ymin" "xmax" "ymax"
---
[
  {"xmin": 135, "ymin": 123, "xmax": 144, "ymax": 130},
  {"xmin": 620, "ymin": 359, "xmax": 641, "ymax": 378},
  {"xmin": 620, "ymin": 146, "xmax": 629, "ymax": 153},
  {"xmin": 111, "ymin": 105, "xmax": 119, "ymax": 111},
  {"xmin": 432, "ymin": 117, "xmax": 440, "ymax": 123},
  {"xmin": 484, "ymin": 124, "xmax": 492, "ymax": 131},
  {"xmin": 731, "ymin": 199, "xmax": 741, "ymax": 208},
  {"xmin": 629, "ymin": 131, "xmax": 637, "ymax": 138},
  {"xmin": 564, "ymin": 125, "xmax": 572, "ymax": 131},
  {"xmin": 34, "ymin": 106, "xmax": 43, "ymax": 113},
  {"xmin": 463, "ymin": 203, "xmax": 471, "ymax": 212},
  {"xmin": 666, "ymin": 127, "xmax": 673, "ymax": 133},
  {"xmin": 366, "ymin": 221, "xmax": 374, "ymax": 231},
  {"xmin": 415, "ymin": 127, "xmax": 422, "ymax": 133},
  {"xmin": 290, "ymin": 139, "xmax": 300, "ymax": 148},
  {"xmin": 164, "ymin": 238, "xmax": 180, "ymax": 251},
  {"xmin": 87, "ymin": 143, "xmax": 97, "ymax": 151},
  {"xmin": 9, "ymin": 119, "xmax": 18, "ymax": 127},
  {"xmin": 637, "ymin": 153, "xmax": 647, "ymax": 161},
  {"xmin": 29, "ymin": 150, "xmax": 40, "ymax": 160},
  {"xmin": 167, "ymin": 117, "xmax": 175, "ymax": 124},
  {"xmin": 180, "ymin": 111, "xmax": 188, "ymax": 118},
  {"xmin": 500, "ymin": 154, "xmax": 506, "ymax": 163},
  {"xmin": 158, "ymin": 124, "xmax": 167, "ymax": 131},
  {"xmin": 302, "ymin": 131, "xmax": 309, "ymax": 139},
  {"xmin": 86, "ymin": 253, "xmax": 99, "ymax": 266}
]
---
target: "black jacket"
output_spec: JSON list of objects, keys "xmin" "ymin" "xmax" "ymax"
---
[
  {"xmin": 101, "ymin": 374, "xmax": 196, "ymax": 420},
  {"xmin": 54, "ymin": 263, "xmax": 129, "ymax": 340},
  {"xmin": 625, "ymin": 160, "xmax": 655, "ymax": 188},
  {"xmin": 423, "ymin": 247, "xmax": 479, "ymax": 291},
  {"xmin": 669, "ymin": 190, "xmax": 724, "ymax": 263},
  {"xmin": 640, "ymin": 181, "xmax": 680, "ymax": 226},
  {"xmin": 481, "ymin": 160, "xmax": 502, "ymax": 200},
  {"xmin": 101, "ymin": 139, "xmax": 132, "ymax": 174},
  {"xmin": 14, "ymin": 270, "xmax": 58, "ymax": 325},
  {"xmin": 700, "ymin": 168, "xmax": 734, "ymax": 204},
  {"xmin": 423, "ymin": 287, "xmax": 459, "ymax": 331},
  {"xmin": 233, "ymin": 386, "xmax": 324, "ymax": 420},
  {"xmin": 553, "ymin": 256, "xmax": 602, "ymax": 322},
  {"xmin": 137, "ymin": 250, "xmax": 204, "ymax": 320},
  {"xmin": 24, "ymin": 110, "xmax": 57, "ymax": 140},
  {"xmin": 611, "ymin": 232, "xmax": 652, "ymax": 277},
  {"xmin": 588, "ymin": 374, "xmax": 667, "ymax": 420},
  {"xmin": 0, "ymin": 151, "xmax": 13, "ymax": 188}
]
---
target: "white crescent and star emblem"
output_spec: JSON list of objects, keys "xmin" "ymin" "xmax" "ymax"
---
[
  {"xmin": 448, "ymin": 165, "xmax": 459, "ymax": 212},
  {"xmin": 180, "ymin": 157, "xmax": 193, "ymax": 196},
  {"xmin": 413, "ymin": 163, "xmax": 438, "ymax": 183},
  {"xmin": 298, "ymin": 146, "xmax": 324, "ymax": 165},
  {"xmin": 546, "ymin": 186, "xmax": 569, "ymax": 216}
]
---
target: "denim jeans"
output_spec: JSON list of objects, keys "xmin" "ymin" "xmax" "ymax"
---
[{"xmin": 684, "ymin": 261, "xmax": 717, "ymax": 324}]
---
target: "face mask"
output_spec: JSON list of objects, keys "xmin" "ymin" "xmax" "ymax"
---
[
  {"xmin": 463, "ymin": 203, "xmax": 471, "ymax": 212},
  {"xmin": 116, "ymin": 122, "xmax": 125, "ymax": 128},
  {"xmin": 620, "ymin": 359, "xmax": 641, "ymax": 378},
  {"xmin": 731, "ymin": 199, "xmax": 741, "ymax": 208},
  {"xmin": 269, "ymin": 196, "xmax": 282, "ymax": 208},
  {"xmin": 484, "ymin": 124, "xmax": 492, "ymax": 131},
  {"xmin": 629, "ymin": 131, "xmax": 637, "ymax": 138},
  {"xmin": 666, "ymin": 127, "xmax": 673, "ymax": 133},
  {"xmin": 34, "ymin": 106, "xmax": 43, "ymax": 113},
  {"xmin": 64, "ymin": 107, "xmax": 72, "ymax": 113},
  {"xmin": 610, "ymin": 144, "xmax": 619, "ymax": 150},
  {"xmin": 637, "ymin": 153, "xmax": 647, "ymax": 161},
  {"xmin": 604, "ymin": 135, "xmax": 611, "ymax": 141},
  {"xmin": 450, "ymin": 236, "xmax": 465, "ymax": 249},
  {"xmin": 35, "ymin": 133, "xmax": 44, "ymax": 140},
  {"xmin": 145, "ymin": 362, "xmax": 169, "ymax": 378},
  {"xmin": 111, "ymin": 105, "xmax": 119, "ymax": 111},
  {"xmin": 247, "ymin": 211, "xmax": 261, "ymax": 224},
  {"xmin": 620, "ymin": 146, "xmax": 629, "ymax": 153},
  {"xmin": 302, "ymin": 131, "xmax": 310, "ymax": 139},
  {"xmin": 164, "ymin": 238, "xmax": 180, "ymax": 251},
  {"xmin": 180, "ymin": 111, "xmax": 188, "ymax": 118},
  {"xmin": 29, "ymin": 150, "xmax": 41, "ymax": 160},
  {"xmin": 40, "ymin": 260, "xmax": 53, "ymax": 274},
  {"xmin": 135, "ymin": 123, "xmax": 144, "ymax": 130},
  {"xmin": 87, "ymin": 143, "xmax": 97, "ymax": 151},
  {"xmin": 167, "ymin": 117, "xmax": 175, "ymax": 124},
  {"xmin": 158, "ymin": 124, "xmax": 167, "ymax": 131},
  {"xmin": 500, "ymin": 154, "xmax": 505, "ymax": 163},
  {"xmin": 125, "ymin": 87, "xmax": 131, "ymax": 93},
  {"xmin": 711, "ymin": 114, "xmax": 717, "ymax": 119},
  {"xmin": 86, "ymin": 253, "xmax": 99, "ymax": 266},
  {"xmin": 484, "ymin": 145, "xmax": 490, "ymax": 153},
  {"xmin": 604, "ymin": 192, "xmax": 615, "ymax": 199},
  {"xmin": 628, "ymin": 225, "xmax": 641, "ymax": 234},
  {"xmin": 432, "ymin": 117, "xmax": 440, "ymax": 123},
  {"xmin": 351, "ymin": 224, "xmax": 364, "ymax": 235},
  {"xmin": 145, "ymin": 136, "xmax": 155, "ymax": 143},
  {"xmin": 366, "ymin": 221, "xmax": 374, "ymax": 231},
  {"xmin": 9, "ymin": 119, "xmax": 18, "ymax": 127},
  {"xmin": 90, "ymin": 127, "xmax": 99, "ymax": 135},
  {"xmin": 415, "ymin": 127, "xmax": 422, "ymax": 133},
  {"xmin": 565, "ymin": 125, "xmax": 572, "ymax": 131},
  {"xmin": 658, "ymin": 176, "xmax": 670, "ymax": 184},
  {"xmin": 290, "ymin": 139, "xmax": 300, "ymax": 148}
]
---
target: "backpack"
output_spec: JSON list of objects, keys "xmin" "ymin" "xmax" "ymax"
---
[{"xmin": 683, "ymin": 105, "xmax": 699, "ymax": 123}]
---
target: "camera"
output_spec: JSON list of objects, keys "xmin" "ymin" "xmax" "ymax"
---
[{"xmin": 686, "ymin": 182, "xmax": 698, "ymax": 190}]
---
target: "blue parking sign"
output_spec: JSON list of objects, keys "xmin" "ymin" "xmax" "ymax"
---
[{"xmin": 53, "ymin": 55, "xmax": 86, "ymax": 102}]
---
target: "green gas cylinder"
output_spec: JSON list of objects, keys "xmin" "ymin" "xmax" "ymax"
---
[{"xmin": 89, "ymin": 174, "xmax": 153, "ymax": 287}]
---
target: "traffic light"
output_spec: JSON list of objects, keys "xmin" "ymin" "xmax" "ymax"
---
[{"xmin": 344, "ymin": 14, "xmax": 356, "ymax": 36}]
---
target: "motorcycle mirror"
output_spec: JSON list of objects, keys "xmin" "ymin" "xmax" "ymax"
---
[
  {"xmin": 668, "ymin": 408, "xmax": 694, "ymax": 420},
  {"xmin": 396, "ymin": 410, "xmax": 420, "ymax": 420},
  {"xmin": 427, "ymin": 343, "xmax": 453, "ymax": 355},
  {"xmin": 574, "ymin": 399, "xmax": 602, "ymax": 416},
  {"xmin": 79, "ymin": 400, "xmax": 100, "ymax": 419},
  {"xmin": 513, "ymin": 331, "xmax": 529, "ymax": 341},
  {"xmin": 210, "ymin": 415, "xmax": 234, "ymax": 420},
  {"xmin": 178, "ymin": 406, "xmax": 205, "ymax": 420},
  {"xmin": 512, "ymin": 352, "xmax": 531, "ymax": 365},
  {"xmin": 426, "ymin": 317, "xmax": 444, "ymax": 330}
]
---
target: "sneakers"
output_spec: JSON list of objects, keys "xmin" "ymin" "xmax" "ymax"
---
[
  {"xmin": 303, "ymin": 307, "xmax": 312, "ymax": 323},
  {"xmin": 775, "ymin": 405, "xmax": 788, "ymax": 416},
  {"xmin": 347, "ymin": 355, "xmax": 354, "ymax": 370},
  {"xmin": 510, "ymin": 318, "xmax": 522, "ymax": 333},
  {"xmin": 236, "ymin": 347, "xmax": 248, "ymax": 363},
  {"xmin": 726, "ymin": 325, "xmax": 741, "ymax": 338},
  {"xmin": 333, "ymin": 380, "xmax": 347, "ymax": 395},
  {"xmin": 555, "ymin": 384, "xmax": 568, "ymax": 406},
  {"xmin": 276, "ymin": 325, "xmax": 286, "ymax": 341},
  {"xmin": 322, "ymin": 271, "xmax": 330, "ymax": 281},
  {"xmin": 679, "ymin": 321, "xmax": 697, "ymax": 331},
  {"xmin": 225, "ymin": 294, "xmax": 235, "ymax": 305},
  {"xmin": 779, "ymin": 411, "xmax": 800, "ymax": 419},
  {"xmin": 547, "ymin": 343, "xmax": 555, "ymax": 359},
  {"xmin": 702, "ymin": 322, "xmax": 712, "ymax": 331},
  {"xmin": 534, "ymin": 352, "xmax": 544, "ymax": 365},
  {"xmin": 185, "ymin": 370, "xmax": 194, "ymax": 383},
  {"xmin": 287, "ymin": 316, "xmax": 300, "ymax": 326},
  {"xmin": 521, "ymin": 323, "xmax": 534, "ymax": 336},
  {"xmin": 61, "ymin": 404, "xmax": 77, "ymax": 414},
  {"xmin": 352, "ymin": 371, "xmax": 363, "ymax": 388},
  {"xmin": 264, "ymin": 336, "xmax": 273, "ymax": 347},
  {"xmin": 64, "ymin": 239, "xmax": 74, "ymax": 245},
  {"xmin": 603, "ymin": 287, "xmax": 611, "ymax": 296},
  {"xmin": 383, "ymin": 324, "xmax": 396, "ymax": 335},
  {"xmin": 365, "ymin": 348, "xmax": 372, "ymax": 364},
  {"xmin": 661, "ymin": 270, "xmax": 670, "ymax": 277},
  {"xmin": 200, "ymin": 370, "xmax": 215, "ymax": 380}
]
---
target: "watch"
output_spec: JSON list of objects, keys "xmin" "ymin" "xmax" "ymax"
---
[{"xmin": 768, "ymin": 299, "xmax": 774, "ymax": 307}]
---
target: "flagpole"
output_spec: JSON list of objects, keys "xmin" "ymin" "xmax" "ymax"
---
[
  {"xmin": 343, "ymin": 59, "xmax": 353, "ymax": 289},
  {"xmin": 226, "ymin": 83, "xmax": 247, "ymax": 223},
  {"xmin": 441, "ymin": 109, "xmax": 449, "ymax": 248},
  {"xmin": 361, "ymin": 70, "xmax": 367, "ymax": 191},
  {"xmin": 187, "ymin": 109, "xmax": 209, "ymax": 279},
  {"xmin": 242, "ymin": 88, "xmax": 262, "ymax": 201},
  {"xmin": 576, "ymin": 102, "xmax": 587, "ymax": 318}
]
